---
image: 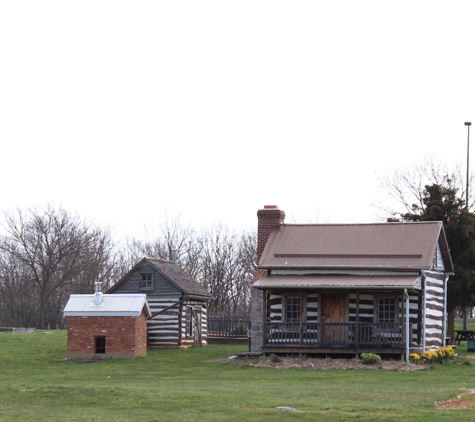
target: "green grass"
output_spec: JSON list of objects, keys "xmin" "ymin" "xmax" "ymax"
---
[
  {"xmin": 1, "ymin": 331, "xmax": 475, "ymax": 421},
  {"xmin": 454, "ymin": 320, "xmax": 475, "ymax": 331}
]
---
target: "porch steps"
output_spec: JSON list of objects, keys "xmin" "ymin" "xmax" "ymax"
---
[{"xmin": 179, "ymin": 340, "xmax": 194, "ymax": 349}]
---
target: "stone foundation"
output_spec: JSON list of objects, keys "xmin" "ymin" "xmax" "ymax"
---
[{"xmin": 250, "ymin": 288, "xmax": 263, "ymax": 352}]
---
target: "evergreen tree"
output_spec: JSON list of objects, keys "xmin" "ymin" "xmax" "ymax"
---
[{"xmin": 395, "ymin": 182, "xmax": 475, "ymax": 337}]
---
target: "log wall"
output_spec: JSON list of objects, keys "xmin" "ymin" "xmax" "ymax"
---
[
  {"xmin": 147, "ymin": 296, "xmax": 182, "ymax": 347},
  {"xmin": 424, "ymin": 271, "xmax": 445, "ymax": 347}
]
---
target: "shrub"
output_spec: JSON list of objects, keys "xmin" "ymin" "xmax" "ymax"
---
[
  {"xmin": 360, "ymin": 353, "xmax": 381, "ymax": 365},
  {"xmin": 269, "ymin": 354, "xmax": 282, "ymax": 363}
]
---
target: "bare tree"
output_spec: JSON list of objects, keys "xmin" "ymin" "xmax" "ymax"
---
[
  {"xmin": 0, "ymin": 252, "xmax": 37, "ymax": 327},
  {"xmin": 232, "ymin": 230, "xmax": 257, "ymax": 314},
  {"xmin": 124, "ymin": 212, "xmax": 200, "ymax": 277},
  {"xmin": 124, "ymin": 217, "xmax": 257, "ymax": 316},
  {"xmin": 286, "ymin": 209, "xmax": 329, "ymax": 224},
  {"xmin": 0, "ymin": 206, "xmax": 117, "ymax": 328},
  {"xmin": 196, "ymin": 225, "xmax": 255, "ymax": 315},
  {"xmin": 376, "ymin": 156, "xmax": 472, "ymax": 219},
  {"xmin": 0, "ymin": 205, "xmax": 257, "ymax": 326},
  {"xmin": 376, "ymin": 158, "xmax": 475, "ymax": 339}
]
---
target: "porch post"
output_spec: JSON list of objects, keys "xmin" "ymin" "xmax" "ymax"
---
[
  {"xmin": 299, "ymin": 291, "xmax": 303, "ymax": 347},
  {"xmin": 262, "ymin": 289, "xmax": 267, "ymax": 348},
  {"xmin": 422, "ymin": 270, "xmax": 427, "ymax": 353},
  {"xmin": 404, "ymin": 289, "xmax": 410, "ymax": 362},
  {"xmin": 355, "ymin": 292, "xmax": 360, "ymax": 347},
  {"xmin": 443, "ymin": 274, "xmax": 449, "ymax": 347}
]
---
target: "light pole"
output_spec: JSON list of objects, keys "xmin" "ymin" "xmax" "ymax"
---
[
  {"xmin": 464, "ymin": 122, "xmax": 471, "ymax": 330},
  {"xmin": 466, "ymin": 122, "xmax": 472, "ymax": 210}
]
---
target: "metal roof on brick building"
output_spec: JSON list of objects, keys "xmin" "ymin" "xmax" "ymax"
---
[{"xmin": 63, "ymin": 294, "xmax": 151, "ymax": 317}]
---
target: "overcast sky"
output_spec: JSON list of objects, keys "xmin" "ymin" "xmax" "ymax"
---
[{"xmin": 1, "ymin": 1, "xmax": 474, "ymax": 237}]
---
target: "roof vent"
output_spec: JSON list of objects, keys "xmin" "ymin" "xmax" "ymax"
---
[{"xmin": 94, "ymin": 282, "xmax": 103, "ymax": 306}]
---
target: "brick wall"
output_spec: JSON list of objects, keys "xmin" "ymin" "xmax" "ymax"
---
[
  {"xmin": 67, "ymin": 311, "xmax": 148, "ymax": 359},
  {"xmin": 134, "ymin": 312, "xmax": 148, "ymax": 355}
]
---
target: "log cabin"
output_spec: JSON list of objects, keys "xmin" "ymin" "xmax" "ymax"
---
[
  {"xmin": 107, "ymin": 257, "xmax": 213, "ymax": 348},
  {"xmin": 250, "ymin": 206, "xmax": 454, "ymax": 360}
]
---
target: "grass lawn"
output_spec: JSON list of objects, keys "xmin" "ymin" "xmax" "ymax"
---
[
  {"xmin": 1, "ymin": 331, "xmax": 475, "ymax": 421},
  {"xmin": 454, "ymin": 320, "xmax": 475, "ymax": 331}
]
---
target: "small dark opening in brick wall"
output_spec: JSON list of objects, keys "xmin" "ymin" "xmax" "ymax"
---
[{"xmin": 95, "ymin": 336, "xmax": 106, "ymax": 354}]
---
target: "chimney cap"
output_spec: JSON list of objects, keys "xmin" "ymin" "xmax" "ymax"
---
[{"xmin": 263, "ymin": 205, "xmax": 279, "ymax": 209}]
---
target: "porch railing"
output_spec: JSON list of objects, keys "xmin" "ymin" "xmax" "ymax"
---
[{"xmin": 265, "ymin": 322, "xmax": 410, "ymax": 348}]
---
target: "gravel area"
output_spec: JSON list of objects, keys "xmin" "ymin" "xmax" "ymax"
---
[
  {"xmin": 250, "ymin": 356, "xmax": 427, "ymax": 371},
  {"xmin": 437, "ymin": 390, "xmax": 475, "ymax": 410}
]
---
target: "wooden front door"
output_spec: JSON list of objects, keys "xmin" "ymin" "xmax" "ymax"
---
[
  {"xmin": 194, "ymin": 310, "xmax": 202, "ymax": 345},
  {"xmin": 321, "ymin": 293, "xmax": 347, "ymax": 344}
]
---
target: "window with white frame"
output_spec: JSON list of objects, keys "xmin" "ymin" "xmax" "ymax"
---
[
  {"xmin": 285, "ymin": 297, "xmax": 301, "ymax": 324},
  {"xmin": 140, "ymin": 273, "xmax": 153, "ymax": 290},
  {"xmin": 377, "ymin": 297, "xmax": 397, "ymax": 323}
]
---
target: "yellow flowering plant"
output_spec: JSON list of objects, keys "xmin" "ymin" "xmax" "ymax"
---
[{"xmin": 409, "ymin": 346, "xmax": 455, "ymax": 364}]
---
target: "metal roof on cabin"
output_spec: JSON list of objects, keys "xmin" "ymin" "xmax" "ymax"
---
[
  {"xmin": 253, "ymin": 274, "xmax": 422, "ymax": 290},
  {"xmin": 146, "ymin": 258, "xmax": 213, "ymax": 298},
  {"xmin": 259, "ymin": 221, "xmax": 453, "ymax": 271},
  {"xmin": 63, "ymin": 294, "xmax": 151, "ymax": 317}
]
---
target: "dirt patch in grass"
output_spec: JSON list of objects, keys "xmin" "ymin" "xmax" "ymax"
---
[
  {"xmin": 249, "ymin": 356, "xmax": 427, "ymax": 371},
  {"xmin": 437, "ymin": 390, "xmax": 475, "ymax": 410}
]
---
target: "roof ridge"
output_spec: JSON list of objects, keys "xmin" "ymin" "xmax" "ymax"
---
[{"xmin": 283, "ymin": 221, "xmax": 442, "ymax": 227}]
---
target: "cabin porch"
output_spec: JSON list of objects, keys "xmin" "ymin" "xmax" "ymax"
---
[{"xmin": 252, "ymin": 287, "xmax": 425, "ymax": 359}]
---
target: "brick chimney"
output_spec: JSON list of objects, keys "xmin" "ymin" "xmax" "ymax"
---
[{"xmin": 257, "ymin": 205, "xmax": 285, "ymax": 263}]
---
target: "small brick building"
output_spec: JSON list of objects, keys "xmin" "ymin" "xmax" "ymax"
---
[{"xmin": 63, "ymin": 292, "xmax": 151, "ymax": 359}]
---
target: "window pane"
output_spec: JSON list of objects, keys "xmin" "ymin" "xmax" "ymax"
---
[
  {"xmin": 140, "ymin": 274, "xmax": 152, "ymax": 288},
  {"xmin": 286, "ymin": 297, "xmax": 300, "ymax": 323},
  {"xmin": 378, "ymin": 297, "xmax": 396, "ymax": 323}
]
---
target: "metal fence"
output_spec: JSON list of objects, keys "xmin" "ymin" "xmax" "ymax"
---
[{"xmin": 207, "ymin": 315, "xmax": 250, "ymax": 338}]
